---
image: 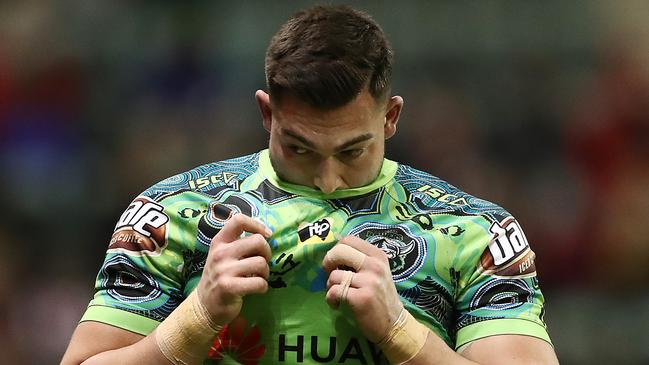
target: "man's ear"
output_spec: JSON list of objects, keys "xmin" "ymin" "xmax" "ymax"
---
[
  {"xmin": 384, "ymin": 96, "xmax": 403, "ymax": 139},
  {"xmin": 255, "ymin": 90, "xmax": 273, "ymax": 132}
]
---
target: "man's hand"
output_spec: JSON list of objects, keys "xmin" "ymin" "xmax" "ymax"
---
[
  {"xmin": 322, "ymin": 235, "xmax": 404, "ymax": 343},
  {"xmin": 197, "ymin": 213, "xmax": 273, "ymax": 326}
]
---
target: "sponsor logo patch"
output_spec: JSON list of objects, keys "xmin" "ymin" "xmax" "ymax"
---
[
  {"xmin": 108, "ymin": 197, "xmax": 169, "ymax": 255},
  {"xmin": 298, "ymin": 218, "xmax": 333, "ymax": 244},
  {"xmin": 479, "ymin": 217, "xmax": 537, "ymax": 278},
  {"xmin": 208, "ymin": 316, "xmax": 265, "ymax": 364},
  {"xmin": 276, "ymin": 334, "xmax": 386, "ymax": 364},
  {"xmin": 188, "ymin": 172, "xmax": 238, "ymax": 190},
  {"xmin": 415, "ymin": 185, "xmax": 468, "ymax": 206}
]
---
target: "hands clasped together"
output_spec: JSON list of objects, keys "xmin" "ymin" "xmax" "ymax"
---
[
  {"xmin": 196, "ymin": 213, "xmax": 404, "ymax": 343},
  {"xmin": 157, "ymin": 213, "xmax": 429, "ymax": 364}
]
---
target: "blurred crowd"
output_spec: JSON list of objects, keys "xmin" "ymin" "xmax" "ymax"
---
[{"xmin": 1, "ymin": 1, "xmax": 648, "ymax": 364}]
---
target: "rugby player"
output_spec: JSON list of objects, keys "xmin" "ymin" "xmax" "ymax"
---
[{"xmin": 62, "ymin": 5, "xmax": 559, "ymax": 365}]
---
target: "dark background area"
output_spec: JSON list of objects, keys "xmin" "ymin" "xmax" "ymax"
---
[{"xmin": 1, "ymin": 1, "xmax": 648, "ymax": 363}]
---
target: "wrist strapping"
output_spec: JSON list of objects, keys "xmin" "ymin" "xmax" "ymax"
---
[
  {"xmin": 377, "ymin": 307, "xmax": 429, "ymax": 364},
  {"xmin": 155, "ymin": 289, "xmax": 223, "ymax": 365}
]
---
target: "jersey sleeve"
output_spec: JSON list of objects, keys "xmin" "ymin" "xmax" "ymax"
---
[
  {"xmin": 80, "ymin": 190, "xmax": 203, "ymax": 335},
  {"xmin": 453, "ymin": 213, "xmax": 551, "ymax": 349}
]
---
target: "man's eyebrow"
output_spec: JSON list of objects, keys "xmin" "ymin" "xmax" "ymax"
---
[
  {"xmin": 284, "ymin": 129, "xmax": 373, "ymax": 151},
  {"xmin": 335, "ymin": 133, "xmax": 373, "ymax": 151},
  {"xmin": 285, "ymin": 129, "xmax": 316, "ymax": 148}
]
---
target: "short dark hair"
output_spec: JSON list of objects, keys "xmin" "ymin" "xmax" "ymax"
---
[{"xmin": 265, "ymin": 5, "xmax": 393, "ymax": 109}]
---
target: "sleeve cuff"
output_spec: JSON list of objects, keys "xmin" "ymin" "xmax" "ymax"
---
[
  {"xmin": 80, "ymin": 305, "xmax": 161, "ymax": 336},
  {"xmin": 455, "ymin": 318, "xmax": 552, "ymax": 350}
]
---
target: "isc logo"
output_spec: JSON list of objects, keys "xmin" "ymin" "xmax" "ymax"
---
[
  {"xmin": 416, "ymin": 185, "xmax": 468, "ymax": 206},
  {"xmin": 115, "ymin": 198, "xmax": 169, "ymax": 238}
]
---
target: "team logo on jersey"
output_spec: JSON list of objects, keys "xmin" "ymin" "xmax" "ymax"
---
[
  {"xmin": 479, "ymin": 217, "xmax": 536, "ymax": 278},
  {"xmin": 298, "ymin": 218, "xmax": 333, "ymax": 244},
  {"xmin": 108, "ymin": 197, "xmax": 169, "ymax": 255},
  {"xmin": 349, "ymin": 223, "xmax": 427, "ymax": 282}
]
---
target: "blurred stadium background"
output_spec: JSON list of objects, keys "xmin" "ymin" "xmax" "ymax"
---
[{"xmin": 1, "ymin": 1, "xmax": 648, "ymax": 364}]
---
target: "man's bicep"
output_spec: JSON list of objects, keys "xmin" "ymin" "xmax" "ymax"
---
[
  {"xmin": 60, "ymin": 321, "xmax": 144, "ymax": 365},
  {"xmin": 458, "ymin": 334, "xmax": 559, "ymax": 365}
]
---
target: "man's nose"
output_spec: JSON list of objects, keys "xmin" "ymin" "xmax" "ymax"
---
[{"xmin": 314, "ymin": 157, "xmax": 342, "ymax": 194}]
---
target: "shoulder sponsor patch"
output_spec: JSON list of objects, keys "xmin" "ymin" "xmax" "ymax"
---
[
  {"xmin": 479, "ymin": 217, "xmax": 536, "ymax": 278},
  {"xmin": 108, "ymin": 197, "xmax": 169, "ymax": 255}
]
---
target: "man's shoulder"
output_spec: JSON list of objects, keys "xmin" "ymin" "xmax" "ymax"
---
[
  {"xmin": 392, "ymin": 162, "xmax": 510, "ymax": 221},
  {"xmin": 140, "ymin": 152, "xmax": 262, "ymax": 201}
]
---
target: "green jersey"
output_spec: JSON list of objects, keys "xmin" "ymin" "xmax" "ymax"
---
[{"xmin": 82, "ymin": 150, "xmax": 551, "ymax": 364}]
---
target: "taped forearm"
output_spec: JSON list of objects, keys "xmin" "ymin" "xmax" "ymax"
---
[
  {"xmin": 154, "ymin": 289, "xmax": 222, "ymax": 365},
  {"xmin": 378, "ymin": 308, "xmax": 429, "ymax": 365}
]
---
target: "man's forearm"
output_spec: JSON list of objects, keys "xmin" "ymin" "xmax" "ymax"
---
[
  {"xmin": 78, "ymin": 291, "xmax": 219, "ymax": 365},
  {"xmin": 405, "ymin": 330, "xmax": 561, "ymax": 365},
  {"xmin": 404, "ymin": 331, "xmax": 480, "ymax": 365},
  {"xmin": 79, "ymin": 333, "xmax": 173, "ymax": 365}
]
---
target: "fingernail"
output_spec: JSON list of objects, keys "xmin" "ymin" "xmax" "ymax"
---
[{"xmin": 265, "ymin": 227, "xmax": 273, "ymax": 237}]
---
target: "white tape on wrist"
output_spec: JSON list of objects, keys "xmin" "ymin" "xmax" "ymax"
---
[
  {"xmin": 377, "ymin": 308, "xmax": 429, "ymax": 364},
  {"xmin": 155, "ymin": 289, "xmax": 222, "ymax": 365}
]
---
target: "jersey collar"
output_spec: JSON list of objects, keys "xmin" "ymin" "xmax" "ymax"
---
[{"xmin": 258, "ymin": 149, "xmax": 397, "ymax": 199}]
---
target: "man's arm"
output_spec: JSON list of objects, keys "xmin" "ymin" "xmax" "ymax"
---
[
  {"xmin": 60, "ymin": 322, "xmax": 166, "ymax": 365},
  {"xmin": 458, "ymin": 334, "xmax": 558, "ymax": 364},
  {"xmin": 61, "ymin": 214, "xmax": 273, "ymax": 365},
  {"xmin": 403, "ymin": 332, "xmax": 558, "ymax": 365},
  {"xmin": 322, "ymin": 235, "xmax": 559, "ymax": 365}
]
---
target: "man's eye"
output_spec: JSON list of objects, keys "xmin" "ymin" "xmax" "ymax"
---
[
  {"xmin": 340, "ymin": 149, "xmax": 364, "ymax": 158},
  {"xmin": 291, "ymin": 146, "xmax": 309, "ymax": 155}
]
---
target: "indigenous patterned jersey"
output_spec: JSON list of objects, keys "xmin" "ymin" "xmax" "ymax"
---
[{"xmin": 82, "ymin": 150, "xmax": 551, "ymax": 364}]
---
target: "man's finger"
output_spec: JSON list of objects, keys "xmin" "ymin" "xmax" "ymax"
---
[
  {"xmin": 325, "ymin": 284, "xmax": 359, "ymax": 309},
  {"xmin": 228, "ymin": 256, "xmax": 271, "ymax": 279},
  {"xmin": 322, "ymin": 244, "xmax": 367, "ymax": 273},
  {"xmin": 326, "ymin": 269, "xmax": 361, "ymax": 290},
  {"xmin": 224, "ymin": 276, "xmax": 269, "ymax": 297},
  {"xmin": 213, "ymin": 213, "xmax": 272, "ymax": 244},
  {"xmin": 218, "ymin": 233, "xmax": 272, "ymax": 262},
  {"xmin": 338, "ymin": 235, "xmax": 386, "ymax": 258}
]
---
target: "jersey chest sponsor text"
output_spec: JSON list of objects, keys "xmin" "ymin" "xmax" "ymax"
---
[{"xmin": 275, "ymin": 334, "xmax": 386, "ymax": 364}]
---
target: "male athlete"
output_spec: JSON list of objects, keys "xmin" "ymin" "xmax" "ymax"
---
[{"xmin": 62, "ymin": 5, "xmax": 559, "ymax": 365}]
